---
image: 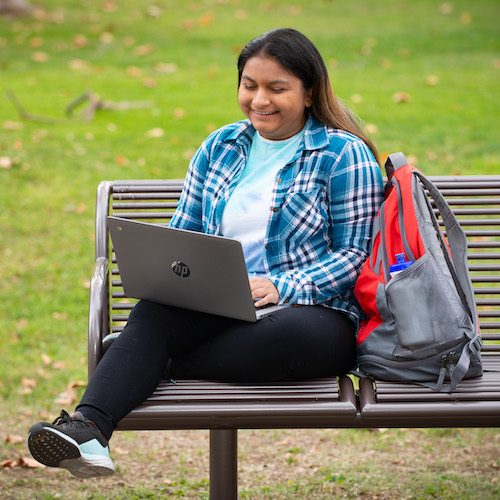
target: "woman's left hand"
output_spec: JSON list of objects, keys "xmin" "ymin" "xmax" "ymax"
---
[{"xmin": 249, "ymin": 277, "xmax": 279, "ymax": 307}]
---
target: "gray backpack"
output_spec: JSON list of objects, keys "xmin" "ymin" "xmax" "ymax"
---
[{"xmin": 354, "ymin": 153, "xmax": 483, "ymax": 392}]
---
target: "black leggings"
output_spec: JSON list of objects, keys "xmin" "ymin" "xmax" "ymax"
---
[{"xmin": 77, "ymin": 300, "xmax": 357, "ymax": 439}]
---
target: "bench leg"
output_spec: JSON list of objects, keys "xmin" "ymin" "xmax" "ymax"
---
[{"xmin": 209, "ymin": 429, "xmax": 238, "ymax": 499}]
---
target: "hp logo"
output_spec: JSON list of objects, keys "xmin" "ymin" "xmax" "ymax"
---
[{"xmin": 171, "ymin": 261, "xmax": 191, "ymax": 278}]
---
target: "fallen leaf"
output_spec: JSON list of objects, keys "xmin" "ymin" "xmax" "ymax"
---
[
  {"xmin": 425, "ymin": 75, "xmax": 440, "ymax": 86},
  {"xmin": 69, "ymin": 59, "xmax": 91, "ymax": 71},
  {"xmin": 52, "ymin": 361, "xmax": 67, "ymax": 370},
  {"xmin": 73, "ymin": 34, "xmax": 88, "ymax": 48},
  {"xmin": 147, "ymin": 5, "xmax": 162, "ymax": 18},
  {"xmin": 126, "ymin": 66, "xmax": 143, "ymax": 77},
  {"xmin": 68, "ymin": 380, "xmax": 87, "ymax": 390},
  {"xmin": 327, "ymin": 58, "xmax": 338, "ymax": 69},
  {"xmin": 235, "ymin": 10, "xmax": 248, "ymax": 20},
  {"xmin": 440, "ymin": 3, "xmax": 453, "ymax": 15},
  {"xmin": 115, "ymin": 155, "xmax": 130, "ymax": 166},
  {"xmin": 379, "ymin": 58, "xmax": 393, "ymax": 69},
  {"xmin": 102, "ymin": 1, "xmax": 117, "ymax": 13},
  {"xmin": 1, "ymin": 459, "xmax": 18, "ymax": 468},
  {"xmin": 22, "ymin": 377, "xmax": 37, "ymax": 389},
  {"xmin": 3, "ymin": 121, "xmax": 22, "ymax": 130},
  {"xmin": 112, "ymin": 447, "xmax": 130, "ymax": 455},
  {"xmin": 0, "ymin": 157, "xmax": 12, "ymax": 169},
  {"xmin": 5, "ymin": 435, "xmax": 24, "ymax": 444},
  {"xmin": 407, "ymin": 154, "xmax": 419, "ymax": 166},
  {"xmin": 76, "ymin": 202, "xmax": 87, "ymax": 214},
  {"xmin": 360, "ymin": 44, "xmax": 372, "ymax": 56},
  {"xmin": 122, "ymin": 36, "xmax": 135, "ymax": 46},
  {"xmin": 145, "ymin": 128, "xmax": 164, "ymax": 138},
  {"xmin": 32, "ymin": 51, "xmax": 49, "ymax": 62},
  {"xmin": 16, "ymin": 318, "xmax": 27, "ymax": 329},
  {"xmin": 461, "ymin": 12, "xmax": 473, "ymax": 24},
  {"xmin": 180, "ymin": 19, "xmax": 196, "ymax": 30},
  {"xmin": 52, "ymin": 312, "xmax": 68, "ymax": 320},
  {"xmin": 183, "ymin": 148, "xmax": 195, "ymax": 161},
  {"xmin": 99, "ymin": 32, "xmax": 114, "ymax": 44},
  {"xmin": 29, "ymin": 36, "xmax": 43, "ymax": 48},
  {"xmin": 41, "ymin": 353, "xmax": 51, "ymax": 365},
  {"xmin": 142, "ymin": 77, "xmax": 157, "ymax": 87},
  {"xmin": 19, "ymin": 457, "xmax": 45, "ymax": 468},
  {"xmin": 198, "ymin": 12, "xmax": 214, "ymax": 27},
  {"xmin": 54, "ymin": 391, "xmax": 77, "ymax": 405},
  {"xmin": 133, "ymin": 44, "xmax": 155, "ymax": 56},
  {"xmin": 154, "ymin": 62, "xmax": 177, "ymax": 74},
  {"xmin": 392, "ymin": 91, "xmax": 412, "ymax": 103},
  {"xmin": 173, "ymin": 108, "xmax": 186, "ymax": 119}
]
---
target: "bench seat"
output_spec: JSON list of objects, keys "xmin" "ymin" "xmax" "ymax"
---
[{"xmin": 116, "ymin": 377, "xmax": 357, "ymax": 431}]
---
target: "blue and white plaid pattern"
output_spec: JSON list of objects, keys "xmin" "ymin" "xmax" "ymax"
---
[{"xmin": 170, "ymin": 117, "xmax": 383, "ymax": 326}]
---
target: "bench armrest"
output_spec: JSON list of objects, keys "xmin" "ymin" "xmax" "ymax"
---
[{"xmin": 88, "ymin": 256, "xmax": 109, "ymax": 379}]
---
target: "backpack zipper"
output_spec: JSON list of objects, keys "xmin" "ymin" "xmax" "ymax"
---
[{"xmin": 360, "ymin": 349, "xmax": 457, "ymax": 369}]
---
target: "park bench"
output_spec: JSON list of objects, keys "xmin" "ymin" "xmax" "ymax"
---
[{"xmin": 88, "ymin": 173, "xmax": 500, "ymax": 499}]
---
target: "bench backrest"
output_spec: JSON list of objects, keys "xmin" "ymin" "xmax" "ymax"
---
[{"xmin": 95, "ymin": 176, "xmax": 500, "ymax": 359}]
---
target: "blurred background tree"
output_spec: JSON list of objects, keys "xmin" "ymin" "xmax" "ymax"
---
[{"xmin": 0, "ymin": 0, "xmax": 32, "ymax": 18}]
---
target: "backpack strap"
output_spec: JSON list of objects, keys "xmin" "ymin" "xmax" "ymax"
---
[
  {"xmin": 412, "ymin": 171, "xmax": 482, "ymax": 392},
  {"xmin": 378, "ymin": 174, "xmax": 416, "ymax": 283},
  {"xmin": 384, "ymin": 152, "xmax": 408, "ymax": 178},
  {"xmin": 413, "ymin": 171, "xmax": 479, "ymax": 331}
]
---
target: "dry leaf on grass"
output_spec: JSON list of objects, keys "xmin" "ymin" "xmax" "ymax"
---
[
  {"xmin": 5, "ymin": 435, "xmax": 24, "ymax": 444},
  {"xmin": 0, "ymin": 157, "xmax": 13, "ymax": 169},
  {"xmin": 20, "ymin": 457, "xmax": 45, "ymax": 468},
  {"xmin": 1, "ymin": 457, "xmax": 44, "ymax": 469},
  {"xmin": 53, "ymin": 381, "xmax": 87, "ymax": 405}
]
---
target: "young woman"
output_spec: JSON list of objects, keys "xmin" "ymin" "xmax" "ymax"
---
[{"xmin": 28, "ymin": 28, "xmax": 383, "ymax": 478}]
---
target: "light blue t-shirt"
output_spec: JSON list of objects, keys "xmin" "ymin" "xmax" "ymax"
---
[{"xmin": 220, "ymin": 128, "xmax": 305, "ymax": 276}]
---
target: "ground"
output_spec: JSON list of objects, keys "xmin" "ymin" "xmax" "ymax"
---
[{"xmin": 2, "ymin": 426, "xmax": 499, "ymax": 499}]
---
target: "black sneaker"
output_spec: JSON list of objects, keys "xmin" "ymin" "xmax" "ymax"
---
[{"xmin": 27, "ymin": 410, "xmax": 115, "ymax": 478}]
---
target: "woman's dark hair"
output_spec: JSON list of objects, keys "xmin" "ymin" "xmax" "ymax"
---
[{"xmin": 238, "ymin": 28, "xmax": 378, "ymax": 161}]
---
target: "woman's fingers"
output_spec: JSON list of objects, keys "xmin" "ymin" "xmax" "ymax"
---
[{"xmin": 249, "ymin": 277, "xmax": 279, "ymax": 307}]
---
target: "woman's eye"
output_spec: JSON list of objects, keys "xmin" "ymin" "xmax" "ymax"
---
[
  {"xmin": 244, "ymin": 84, "xmax": 256, "ymax": 90},
  {"xmin": 271, "ymin": 88, "xmax": 284, "ymax": 93}
]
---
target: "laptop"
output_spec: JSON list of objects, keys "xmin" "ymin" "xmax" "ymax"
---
[{"xmin": 108, "ymin": 217, "xmax": 287, "ymax": 322}]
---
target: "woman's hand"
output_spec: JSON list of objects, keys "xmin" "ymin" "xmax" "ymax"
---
[{"xmin": 249, "ymin": 277, "xmax": 279, "ymax": 307}]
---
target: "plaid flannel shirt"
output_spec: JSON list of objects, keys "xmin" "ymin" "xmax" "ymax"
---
[{"xmin": 170, "ymin": 116, "xmax": 383, "ymax": 326}]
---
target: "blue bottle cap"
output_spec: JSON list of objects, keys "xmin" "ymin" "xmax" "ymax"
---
[{"xmin": 389, "ymin": 253, "xmax": 414, "ymax": 273}]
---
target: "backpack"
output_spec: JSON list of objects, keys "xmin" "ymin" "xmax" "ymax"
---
[{"xmin": 354, "ymin": 153, "xmax": 483, "ymax": 392}]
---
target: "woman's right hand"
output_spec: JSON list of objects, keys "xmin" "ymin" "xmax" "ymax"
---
[{"xmin": 249, "ymin": 277, "xmax": 279, "ymax": 307}]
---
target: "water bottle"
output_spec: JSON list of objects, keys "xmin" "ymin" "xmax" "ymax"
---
[{"xmin": 389, "ymin": 253, "xmax": 414, "ymax": 278}]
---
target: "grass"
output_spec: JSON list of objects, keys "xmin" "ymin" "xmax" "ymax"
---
[{"xmin": 0, "ymin": 0, "xmax": 499, "ymax": 498}]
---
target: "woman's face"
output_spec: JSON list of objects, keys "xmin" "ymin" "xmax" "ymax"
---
[{"xmin": 238, "ymin": 56, "xmax": 312, "ymax": 141}]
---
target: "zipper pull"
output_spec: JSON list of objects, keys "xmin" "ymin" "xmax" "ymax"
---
[
  {"xmin": 441, "ymin": 354, "xmax": 448, "ymax": 368},
  {"xmin": 449, "ymin": 350, "xmax": 455, "ymax": 366}
]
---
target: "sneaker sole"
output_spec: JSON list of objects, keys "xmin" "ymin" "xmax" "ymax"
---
[{"xmin": 28, "ymin": 423, "xmax": 115, "ymax": 478}]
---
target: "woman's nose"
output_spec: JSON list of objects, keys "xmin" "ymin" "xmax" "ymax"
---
[{"xmin": 252, "ymin": 88, "xmax": 271, "ymax": 107}]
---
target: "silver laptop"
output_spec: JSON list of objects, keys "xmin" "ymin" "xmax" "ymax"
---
[{"xmin": 108, "ymin": 217, "xmax": 287, "ymax": 322}]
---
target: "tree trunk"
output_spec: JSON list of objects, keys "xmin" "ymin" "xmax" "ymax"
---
[{"xmin": 0, "ymin": 0, "xmax": 33, "ymax": 17}]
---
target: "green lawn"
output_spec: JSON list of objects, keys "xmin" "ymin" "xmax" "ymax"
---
[{"xmin": 0, "ymin": 0, "xmax": 499, "ymax": 498}]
